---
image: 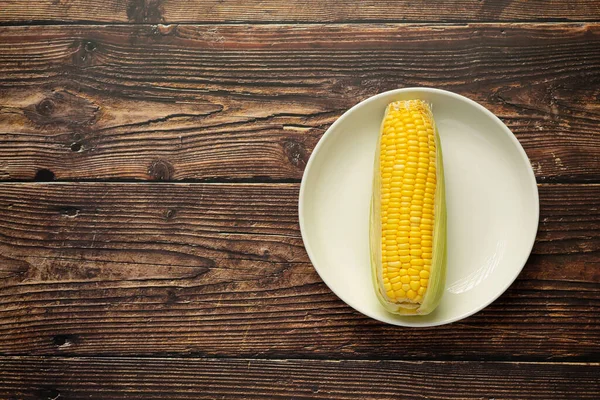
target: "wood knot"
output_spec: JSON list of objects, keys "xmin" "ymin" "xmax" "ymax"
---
[
  {"xmin": 36, "ymin": 99, "xmax": 55, "ymax": 116},
  {"xmin": 72, "ymin": 39, "xmax": 98, "ymax": 67},
  {"xmin": 57, "ymin": 206, "xmax": 80, "ymax": 217},
  {"xmin": 152, "ymin": 23, "xmax": 177, "ymax": 36},
  {"xmin": 34, "ymin": 169, "xmax": 55, "ymax": 182},
  {"xmin": 166, "ymin": 288, "xmax": 180, "ymax": 304},
  {"xmin": 70, "ymin": 142, "xmax": 83, "ymax": 152},
  {"xmin": 84, "ymin": 40, "xmax": 97, "ymax": 52},
  {"xmin": 25, "ymin": 90, "xmax": 99, "ymax": 127},
  {"xmin": 148, "ymin": 159, "xmax": 174, "ymax": 180},
  {"xmin": 52, "ymin": 334, "xmax": 78, "ymax": 348},
  {"xmin": 127, "ymin": 0, "xmax": 164, "ymax": 23},
  {"xmin": 282, "ymin": 139, "xmax": 309, "ymax": 169},
  {"xmin": 36, "ymin": 387, "xmax": 61, "ymax": 400},
  {"xmin": 164, "ymin": 209, "xmax": 177, "ymax": 220}
]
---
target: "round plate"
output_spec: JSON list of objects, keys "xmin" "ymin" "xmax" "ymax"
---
[{"xmin": 299, "ymin": 88, "xmax": 539, "ymax": 327}]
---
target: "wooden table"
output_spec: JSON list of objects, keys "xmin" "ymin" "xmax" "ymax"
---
[{"xmin": 1, "ymin": 1, "xmax": 599, "ymax": 399}]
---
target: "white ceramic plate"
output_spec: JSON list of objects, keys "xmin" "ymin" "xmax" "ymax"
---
[{"xmin": 299, "ymin": 88, "xmax": 539, "ymax": 327}]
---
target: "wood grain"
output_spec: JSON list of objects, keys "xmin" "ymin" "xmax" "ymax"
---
[
  {"xmin": 0, "ymin": 24, "xmax": 599, "ymax": 182},
  {"xmin": 1, "ymin": 357, "xmax": 598, "ymax": 399},
  {"xmin": 1, "ymin": 0, "xmax": 599, "ymax": 24},
  {"xmin": 2, "ymin": 2, "xmax": 599, "ymax": 397},
  {"xmin": 0, "ymin": 183, "xmax": 597, "ymax": 360}
]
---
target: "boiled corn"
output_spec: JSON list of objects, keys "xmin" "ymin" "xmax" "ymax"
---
[{"xmin": 370, "ymin": 100, "xmax": 447, "ymax": 315}]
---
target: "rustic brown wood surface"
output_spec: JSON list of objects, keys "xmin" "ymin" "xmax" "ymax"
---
[
  {"xmin": 0, "ymin": 24, "xmax": 599, "ymax": 182},
  {"xmin": 1, "ymin": 358, "xmax": 598, "ymax": 399},
  {"xmin": 0, "ymin": 183, "xmax": 598, "ymax": 362},
  {"xmin": 1, "ymin": 1, "xmax": 599, "ymax": 398},
  {"xmin": 1, "ymin": 0, "xmax": 599, "ymax": 23}
]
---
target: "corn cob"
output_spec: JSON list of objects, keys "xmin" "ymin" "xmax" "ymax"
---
[{"xmin": 370, "ymin": 100, "xmax": 446, "ymax": 315}]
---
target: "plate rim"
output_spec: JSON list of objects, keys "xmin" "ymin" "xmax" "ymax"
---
[{"xmin": 298, "ymin": 87, "xmax": 540, "ymax": 327}]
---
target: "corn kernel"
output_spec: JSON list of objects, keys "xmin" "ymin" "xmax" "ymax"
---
[{"xmin": 377, "ymin": 100, "xmax": 441, "ymax": 305}]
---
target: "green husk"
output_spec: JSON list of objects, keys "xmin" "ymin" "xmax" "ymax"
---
[{"xmin": 370, "ymin": 102, "xmax": 447, "ymax": 316}]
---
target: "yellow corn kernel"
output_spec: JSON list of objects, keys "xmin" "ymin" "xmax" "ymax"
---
[{"xmin": 374, "ymin": 100, "xmax": 441, "ymax": 311}]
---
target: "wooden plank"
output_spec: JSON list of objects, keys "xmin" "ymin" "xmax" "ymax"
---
[
  {"xmin": 1, "ymin": 0, "xmax": 599, "ymax": 23},
  {"xmin": 1, "ymin": 357, "xmax": 598, "ymax": 399},
  {"xmin": 0, "ymin": 183, "xmax": 597, "ymax": 359},
  {"xmin": 0, "ymin": 24, "xmax": 599, "ymax": 182}
]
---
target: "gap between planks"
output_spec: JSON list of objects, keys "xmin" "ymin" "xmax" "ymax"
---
[
  {"xmin": 0, "ymin": 181, "xmax": 599, "ymax": 185},
  {"xmin": 0, "ymin": 355, "xmax": 598, "ymax": 365},
  {"xmin": 1, "ymin": 21, "xmax": 600, "ymax": 27}
]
